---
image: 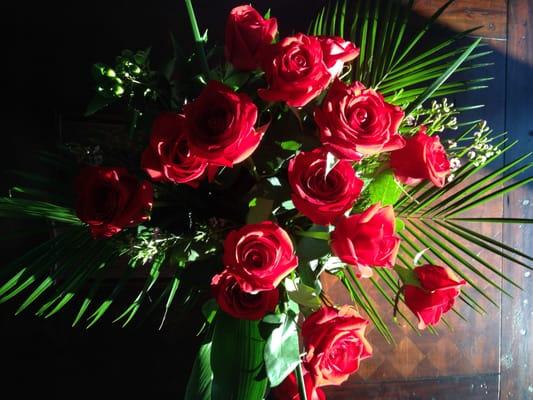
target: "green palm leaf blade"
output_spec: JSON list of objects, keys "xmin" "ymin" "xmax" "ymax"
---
[
  {"xmin": 371, "ymin": 270, "xmax": 421, "ymax": 333},
  {"xmin": 449, "ymin": 217, "xmax": 533, "ymax": 224},
  {"xmin": 384, "ymin": 28, "xmax": 484, "ymax": 79},
  {"xmin": 423, "ymin": 152, "xmax": 531, "ymax": 216},
  {"xmin": 0, "ymin": 198, "xmax": 81, "ymax": 224},
  {"xmin": 402, "ymin": 222, "xmax": 500, "ymax": 307},
  {"xmin": 397, "ymin": 231, "xmax": 487, "ymax": 315},
  {"xmin": 438, "ymin": 220, "xmax": 533, "ymax": 272},
  {"xmin": 41, "ymin": 250, "xmax": 117, "ymax": 319},
  {"xmin": 388, "ymin": 0, "xmax": 456, "ymax": 71},
  {"xmin": 443, "ymin": 221, "xmax": 533, "ymax": 265},
  {"xmin": 434, "ymin": 162, "xmax": 532, "ymax": 217},
  {"xmin": 14, "ymin": 236, "xmax": 100, "ymax": 315},
  {"xmin": 410, "ymin": 219, "xmax": 515, "ymax": 294},
  {"xmin": 72, "ymin": 265, "xmax": 109, "ymax": 327},
  {"xmin": 421, "ymin": 220, "xmax": 524, "ymax": 289},
  {"xmin": 446, "ymin": 176, "xmax": 533, "ymax": 217},
  {"xmin": 85, "ymin": 258, "xmax": 141, "ymax": 328},
  {"xmin": 398, "ymin": 136, "xmax": 516, "ymax": 216},
  {"xmin": 113, "ymin": 253, "xmax": 166, "ymax": 327},
  {"xmin": 0, "ymin": 228, "xmax": 89, "ymax": 301},
  {"xmin": 339, "ymin": 270, "xmax": 394, "ymax": 343}
]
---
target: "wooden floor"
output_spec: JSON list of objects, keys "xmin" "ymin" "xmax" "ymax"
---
[{"xmin": 0, "ymin": 0, "xmax": 531, "ymax": 399}]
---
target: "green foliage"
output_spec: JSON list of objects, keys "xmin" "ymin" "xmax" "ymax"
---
[
  {"xmin": 264, "ymin": 311, "xmax": 300, "ymax": 387},
  {"xmin": 210, "ymin": 312, "xmax": 267, "ymax": 400},
  {"xmin": 0, "ymin": 198, "xmax": 81, "ymax": 224},
  {"xmin": 185, "ymin": 341, "xmax": 213, "ymax": 400},
  {"xmin": 311, "ymin": 0, "xmax": 489, "ymax": 109},
  {"xmin": 366, "ymin": 170, "xmax": 403, "ymax": 206}
]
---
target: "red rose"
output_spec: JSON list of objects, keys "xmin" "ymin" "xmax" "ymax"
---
[
  {"xmin": 75, "ymin": 166, "xmax": 153, "ymax": 238},
  {"xmin": 318, "ymin": 36, "xmax": 360, "ymax": 78},
  {"xmin": 185, "ymin": 81, "xmax": 266, "ymax": 167},
  {"xmin": 141, "ymin": 113, "xmax": 218, "ymax": 187},
  {"xmin": 403, "ymin": 264, "xmax": 466, "ymax": 329},
  {"xmin": 330, "ymin": 204, "xmax": 400, "ymax": 276},
  {"xmin": 390, "ymin": 126, "xmax": 451, "ymax": 187},
  {"xmin": 315, "ymin": 79, "xmax": 405, "ymax": 161},
  {"xmin": 272, "ymin": 371, "xmax": 326, "ymax": 400},
  {"xmin": 211, "ymin": 270, "xmax": 279, "ymax": 320},
  {"xmin": 302, "ymin": 306, "xmax": 372, "ymax": 387},
  {"xmin": 258, "ymin": 33, "xmax": 332, "ymax": 107},
  {"xmin": 225, "ymin": 5, "xmax": 278, "ymax": 71},
  {"xmin": 223, "ymin": 221, "xmax": 298, "ymax": 293},
  {"xmin": 288, "ymin": 148, "xmax": 363, "ymax": 225}
]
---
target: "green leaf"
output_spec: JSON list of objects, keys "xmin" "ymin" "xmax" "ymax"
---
[
  {"xmin": 367, "ymin": 170, "xmax": 403, "ymax": 206},
  {"xmin": 278, "ymin": 140, "xmax": 302, "ymax": 151},
  {"xmin": 211, "ymin": 313, "xmax": 267, "ymax": 400},
  {"xmin": 264, "ymin": 313, "xmax": 300, "ymax": 387},
  {"xmin": 296, "ymin": 225, "xmax": 330, "ymax": 264},
  {"xmin": 394, "ymin": 266, "xmax": 419, "ymax": 287},
  {"xmin": 395, "ymin": 218, "xmax": 405, "ymax": 232},
  {"xmin": 284, "ymin": 278, "xmax": 322, "ymax": 310},
  {"xmin": 202, "ymin": 299, "xmax": 218, "ymax": 324},
  {"xmin": 0, "ymin": 198, "xmax": 81, "ymax": 224},
  {"xmin": 295, "ymin": 230, "xmax": 330, "ymax": 241},
  {"xmin": 405, "ymin": 37, "xmax": 482, "ymax": 115},
  {"xmin": 185, "ymin": 342, "xmax": 213, "ymax": 400}
]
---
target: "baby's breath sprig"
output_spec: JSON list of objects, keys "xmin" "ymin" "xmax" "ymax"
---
[
  {"xmin": 400, "ymin": 98, "xmax": 458, "ymax": 136},
  {"xmin": 444, "ymin": 120, "xmax": 502, "ymax": 183}
]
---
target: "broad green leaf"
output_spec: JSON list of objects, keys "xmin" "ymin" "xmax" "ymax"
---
[
  {"xmin": 211, "ymin": 313, "xmax": 267, "ymax": 400},
  {"xmin": 185, "ymin": 342, "xmax": 213, "ymax": 400},
  {"xmin": 264, "ymin": 313, "xmax": 300, "ymax": 387},
  {"xmin": 296, "ymin": 225, "xmax": 330, "ymax": 262},
  {"xmin": 367, "ymin": 170, "xmax": 403, "ymax": 206},
  {"xmin": 284, "ymin": 278, "xmax": 322, "ymax": 310}
]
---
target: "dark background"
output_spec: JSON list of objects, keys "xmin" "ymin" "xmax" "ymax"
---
[{"xmin": 1, "ymin": 1, "xmax": 532, "ymax": 399}]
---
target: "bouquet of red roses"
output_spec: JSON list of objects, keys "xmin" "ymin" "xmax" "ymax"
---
[{"xmin": 0, "ymin": 1, "xmax": 531, "ymax": 399}]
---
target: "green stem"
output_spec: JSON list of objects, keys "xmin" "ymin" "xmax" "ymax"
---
[
  {"xmin": 295, "ymin": 362, "xmax": 308, "ymax": 400},
  {"xmin": 184, "ymin": 0, "xmax": 210, "ymax": 78}
]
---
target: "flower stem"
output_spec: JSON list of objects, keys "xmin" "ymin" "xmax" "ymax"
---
[
  {"xmin": 295, "ymin": 362, "xmax": 308, "ymax": 400},
  {"xmin": 184, "ymin": 0, "xmax": 210, "ymax": 78}
]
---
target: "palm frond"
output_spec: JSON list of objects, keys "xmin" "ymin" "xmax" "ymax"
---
[{"xmin": 312, "ymin": 0, "xmax": 489, "ymax": 109}]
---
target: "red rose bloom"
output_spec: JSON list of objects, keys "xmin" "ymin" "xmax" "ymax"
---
[
  {"xmin": 211, "ymin": 270, "xmax": 279, "ymax": 320},
  {"xmin": 225, "ymin": 5, "xmax": 278, "ymax": 71},
  {"xmin": 141, "ymin": 113, "xmax": 218, "ymax": 187},
  {"xmin": 302, "ymin": 306, "xmax": 372, "ymax": 387},
  {"xmin": 185, "ymin": 81, "xmax": 265, "ymax": 167},
  {"xmin": 75, "ymin": 166, "xmax": 153, "ymax": 238},
  {"xmin": 331, "ymin": 204, "xmax": 400, "ymax": 276},
  {"xmin": 390, "ymin": 126, "xmax": 451, "ymax": 187},
  {"xmin": 315, "ymin": 79, "xmax": 405, "ymax": 161},
  {"xmin": 288, "ymin": 148, "xmax": 363, "ymax": 225},
  {"xmin": 403, "ymin": 264, "xmax": 466, "ymax": 329},
  {"xmin": 272, "ymin": 371, "xmax": 326, "ymax": 400},
  {"xmin": 258, "ymin": 33, "xmax": 332, "ymax": 107},
  {"xmin": 223, "ymin": 221, "xmax": 298, "ymax": 293},
  {"xmin": 318, "ymin": 36, "xmax": 360, "ymax": 78}
]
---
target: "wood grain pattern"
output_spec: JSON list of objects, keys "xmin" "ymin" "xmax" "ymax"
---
[
  {"xmin": 413, "ymin": 0, "xmax": 508, "ymax": 39},
  {"xmin": 500, "ymin": 0, "xmax": 533, "ymax": 399}
]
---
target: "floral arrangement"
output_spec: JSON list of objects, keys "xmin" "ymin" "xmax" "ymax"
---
[{"xmin": 1, "ymin": 1, "xmax": 532, "ymax": 399}]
